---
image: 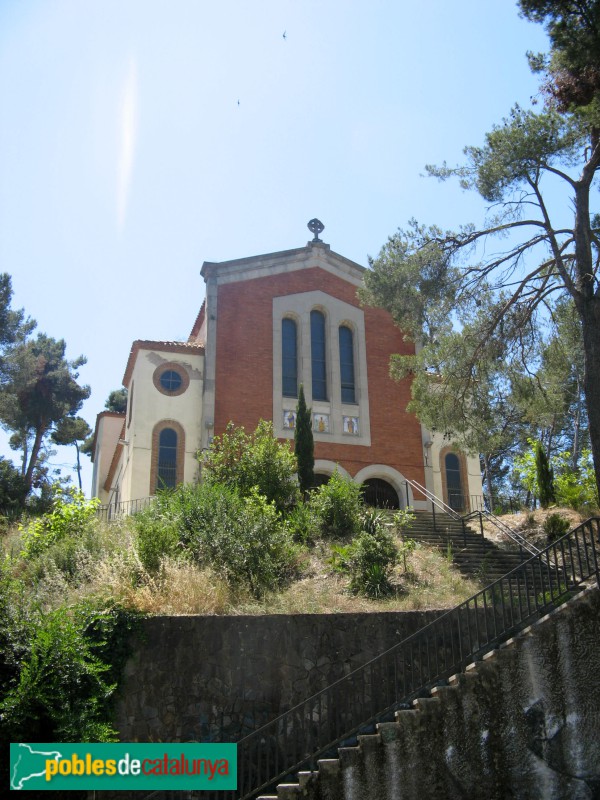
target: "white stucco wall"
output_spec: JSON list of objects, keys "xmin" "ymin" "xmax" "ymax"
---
[
  {"xmin": 91, "ymin": 413, "xmax": 125, "ymax": 503},
  {"xmin": 117, "ymin": 347, "xmax": 204, "ymax": 503},
  {"xmin": 429, "ymin": 431, "xmax": 484, "ymax": 511}
]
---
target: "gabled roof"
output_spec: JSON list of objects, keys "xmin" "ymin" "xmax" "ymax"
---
[
  {"xmin": 188, "ymin": 299, "xmax": 206, "ymax": 342},
  {"xmin": 104, "ymin": 420, "xmax": 126, "ymax": 492},
  {"xmin": 201, "ymin": 240, "xmax": 365, "ymax": 288},
  {"xmin": 90, "ymin": 411, "xmax": 125, "ymax": 464},
  {"xmin": 122, "ymin": 339, "xmax": 205, "ymax": 388}
]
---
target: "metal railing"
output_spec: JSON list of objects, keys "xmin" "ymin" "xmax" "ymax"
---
[
  {"xmin": 480, "ymin": 509, "xmax": 540, "ymax": 556},
  {"xmin": 403, "ymin": 478, "xmax": 536, "ymax": 555},
  {"xmin": 228, "ymin": 517, "xmax": 599, "ymax": 800},
  {"xmin": 402, "ymin": 477, "xmax": 461, "ymax": 520},
  {"xmin": 96, "ymin": 496, "xmax": 154, "ymax": 521}
]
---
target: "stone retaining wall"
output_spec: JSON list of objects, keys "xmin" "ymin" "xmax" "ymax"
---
[{"xmin": 115, "ymin": 609, "xmax": 446, "ymax": 743}]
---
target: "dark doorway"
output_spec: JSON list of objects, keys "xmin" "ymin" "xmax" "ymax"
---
[{"xmin": 362, "ymin": 478, "xmax": 400, "ymax": 509}]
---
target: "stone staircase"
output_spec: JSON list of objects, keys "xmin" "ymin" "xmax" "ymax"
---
[
  {"xmin": 257, "ymin": 585, "xmax": 600, "ymax": 800},
  {"xmin": 405, "ymin": 511, "xmax": 529, "ymax": 584}
]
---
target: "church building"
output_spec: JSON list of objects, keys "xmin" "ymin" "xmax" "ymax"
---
[{"xmin": 91, "ymin": 222, "xmax": 483, "ymax": 512}]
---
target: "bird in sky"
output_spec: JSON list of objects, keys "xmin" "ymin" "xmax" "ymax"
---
[{"xmin": 283, "ymin": 30, "xmax": 287, "ymax": 40}]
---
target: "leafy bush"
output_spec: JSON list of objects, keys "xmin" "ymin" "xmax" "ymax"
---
[
  {"xmin": 543, "ymin": 513, "xmax": 570, "ymax": 543},
  {"xmin": 134, "ymin": 483, "xmax": 301, "ymax": 597},
  {"xmin": 133, "ymin": 502, "xmax": 182, "ymax": 574},
  {"xmin": 190, "ymin": 487, "xmax": 301, "ymax": 596},
  {"xmin": 554, "ymin": 450, "xmax": 599, "ymax": 511},
  {"xmin": 361, "ymin": 508, "xmax": 387, "ymax": 536},
  {"xmin": 284, "ymin": 501, "xmax": 318, "ymax": 544},
  {"xmin": 19, "ymin": 488, "xmax": 100, "ymax": 560},
  {"xmin": 331, "ymin": 523, "xmax": 398, "ymax": 597},
  {"xmin": 0, "ymin": 557, "xmax": 138, "ymax": 746},
  {"xmin": 201, "ymin": 420, "xmax": 299, "ymax": 513},
  {"xmin": 397, "ymin": 536, "xmax": 417, "ymax": 573},
  {"xmin": 309, "ymin": 471, "xmax": 363, "ymax": 538}
]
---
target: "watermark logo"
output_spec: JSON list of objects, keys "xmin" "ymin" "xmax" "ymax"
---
[{"xmin": 10, "ymin": 742, "xmax": 236, "ymax": 791}]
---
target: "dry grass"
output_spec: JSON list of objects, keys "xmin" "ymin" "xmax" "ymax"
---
[
  {"xmin": 481, "ymin": 506, "xmax": 590, "ymax": 548},
  {"xmin": 1, "ymin": 517, "xmax": 486, "ymax": 616},
  {"xmin": 232, "ymin": 540, "xmax": 480, "ymax": 615},
  {"xmin": 99, "ymin": 559, "xmax": 235, "ymax": 615}
]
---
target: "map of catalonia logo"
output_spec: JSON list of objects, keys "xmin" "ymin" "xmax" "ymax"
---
[{"xmin": 10, "ymin": 742, "xmax": 237, "ymax": 791}]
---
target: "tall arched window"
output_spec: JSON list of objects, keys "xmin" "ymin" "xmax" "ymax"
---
[
  {"xmin": 282, "ymin": 318, "xmax": 298, "ymax": 397},
  {"xmin": 339, "ymin": 325, "xmax": 356, "ymax": 403},
  {"xmin": 157, "ymin": 428, "xmax": 178, "ymax": 490},
  {"xmin": 150, "ymin": 420, "xmax": 185, "ymax": 495},
  {"xmin": 445, "ymin": 453, "xmax": 464, "ymax": 512},
  {"xmin": 311, "ymin": 310, "xmax": 327, "ymax": 401}
]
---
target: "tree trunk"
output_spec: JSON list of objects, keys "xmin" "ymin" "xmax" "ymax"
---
[
  {"xmin": 571, "ymin": 374, "xmax": 581, "ymax": 471},
  {"xmin": 74, "ymin": 441, "xmax": 82, "ymax": 491},
  {"xmin": 482, "ymin": 452, "xmax": 494, "ymax": 510},
  {"xmin": 24, "ymin": 427, "xmax": 45, "ymax": 494},
  {"xmin": 578, "ymin": 297, "xmax": 600, "ymax": 502}
]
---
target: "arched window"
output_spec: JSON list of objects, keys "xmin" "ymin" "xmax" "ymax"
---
[
  {"xmin": 339, "ymin": 325, "xmax": 356, "ymax": 403},
  {"xmin": 150, "ymin": 421, "xmax": 185, "ymax": 495},
  {"xmin": 282, "ymin": 318, "xmax": 298, "ymax": 397},
  {"xmin": 157, "ymin": 428, "xmax": 178, "ymax": 490},
  {"xmin": 445, "ymin": 453, "xmax": 464, "ymax": 512},
  {"xmin": 311, "ymin": 310, "xmax": 327, "ymax": 401}
]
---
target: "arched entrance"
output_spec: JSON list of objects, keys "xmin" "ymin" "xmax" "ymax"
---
[{"xmin": 361, "ymin": 478, "xmax": 400, "ymax": 509}]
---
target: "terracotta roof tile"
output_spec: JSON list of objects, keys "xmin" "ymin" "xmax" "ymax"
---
[{"xmin": 122, "ymin": 339, "xmax": 204, "ymax": 387}]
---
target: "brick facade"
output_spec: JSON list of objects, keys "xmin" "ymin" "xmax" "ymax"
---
[{"xmin": 213, "ymin": 266, "xmax": 425, "ymax": 486}]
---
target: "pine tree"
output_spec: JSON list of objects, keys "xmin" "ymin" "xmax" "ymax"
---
[
  {"xmin": 535, "ymin": 441, "xmax": 556, "ymax": 509},
  {"xmin": 294, "ymin": 384, "xmax": 314, "ymax": 496}
]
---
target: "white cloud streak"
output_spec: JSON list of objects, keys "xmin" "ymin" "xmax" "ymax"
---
[{"xmin": 117, "ymin": 56, "xmax": 138, "ymax": 234}]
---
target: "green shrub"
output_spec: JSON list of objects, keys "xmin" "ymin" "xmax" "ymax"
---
[
  {"xmin": 134, "ymin": 513, "xmax": 181, "ymax": 574},
  {"xmin": 19, "ymin": 488, "xmax": 100, "ymax": 560},
  {"xmin": 397, "ymin": 536, "xmax": 417, "ymax": 573},
  {"xmin": 309, "ymin": 471, "xmax": 363, "ymax": 538},
  {"xmin": 201, "ymin": 420, "xmax": 299, "ymax": 513},
  {"xmin": 554, "ymin": 450, "xmax": 599, "ymax": 511},
  {"xmin": 192, "ymin": 487, "xmax": 301, "ymax": 597},
  {"xmin": 284, "ymin": 501, "xmax": 318, "ymax": 544},
  {"xmin": 0, "ymin": 556, "xmax": 138, "ymax": 745},
  {"xmin": 361, "ymin": 508, "xmax": 388, "ymax": 536},
  {"xmin": 137, "ymin": 483, "xmax": 301, "ymax": 597},
  {"xmin": 543, "ymin": 513, "xmax": 570, "ymax": 543},
  {"xmin": 331, "ymin": 525, "xmax": 398, "ymax": 597}
]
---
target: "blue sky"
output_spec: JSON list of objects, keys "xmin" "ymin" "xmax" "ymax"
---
[{"xmin": 0, "ymin": 0, "xmax": 548, "ymax": 495}]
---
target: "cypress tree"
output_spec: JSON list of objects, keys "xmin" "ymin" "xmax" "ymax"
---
[
  {"xmin": 535, "ymin": 441, "xmax": 556, "ymax": 509},
  {"xmin": 295, "ymin": 384, "xmax": 314, "ymax": 496}
]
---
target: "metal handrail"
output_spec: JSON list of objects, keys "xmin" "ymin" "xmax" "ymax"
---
[
  {"xmin": 404, "ymin": 477, "xmax": 462, "ymax": 521},
  {"xmin": 481, "ymin": 509, "xmax": 540, "ymax": 556},
  {"xmin": 229, "ymin": 518, "xmax": 600, "ymax": 800},
  {"xmin": 404, "ymin": 479, "xmax": 537, "ymax": 556}
]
